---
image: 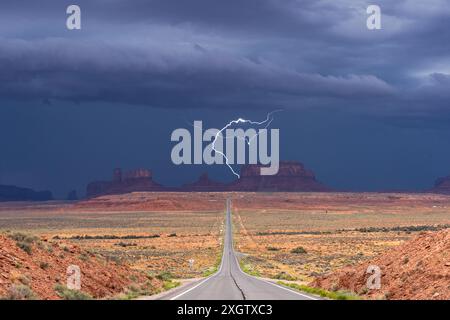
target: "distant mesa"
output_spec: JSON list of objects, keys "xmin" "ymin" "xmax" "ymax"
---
[
  {"xmin": 0, "ymin": 185, "xmax": 53, "ymax": 202},
  {"xmin": 182, "ymin": 172, "xmax": 226, "ymax": 192},
  {"xmin": 87, "ymin": 168, "xmax": 165, "ymax": 198},
  {"xmin": 229, "ymin": 161, "xmax": 331, "ymax": 192},
  {"xmin": 429, "ymin": 175, "xmax": 450, "ymax": 194},
  {"xmin": 86, "ymin": 161, "xmax": 331, "ymax": 197}
]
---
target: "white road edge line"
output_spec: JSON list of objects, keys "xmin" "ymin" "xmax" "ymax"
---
[
  {"xmin": 229, "ymin": 203, "xmax": 317, "ymax": 300},
  {"xmin": 232, "ymin": 250, "xmax": 318, "ymax": 300},
  {"xmin": 259, "ymin": 279, "xmax": 320, "ymax": 300},
  {"xmin": 171, "ymin": 201, "xmax": 319, "ymax": 301},
  {"xmin": 170, "ymin": 249, "xmax": 225, "ymax": 300},
  {"xmin": 170, "ymin": 214, "xmax": 227, "ymax": 300},
  {"xmin": 169, "ymin": 274, "xmax": 215, "ymax": 300}
]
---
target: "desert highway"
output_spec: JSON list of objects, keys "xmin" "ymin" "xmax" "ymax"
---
[{"xmin": 159, "ymin": 199, "xmax": 318, "ymax": 300}]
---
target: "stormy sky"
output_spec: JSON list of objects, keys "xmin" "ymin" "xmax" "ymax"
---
[{"xmin": 1, "ymin": 0, "xmax": 450, "ymax": 197}]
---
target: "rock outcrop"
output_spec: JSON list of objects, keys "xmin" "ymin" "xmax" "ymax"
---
[
  {"xmin": 86, "ymin": 168, "xmax": 165, "ymax": 198},
  {"xmin": 182, "ymin": 173, "xmax": 226, "ymax": 192},
  {"xmin": 0, "ymin": 185, "xmax": 53, "ymax": 202},
  {"xmin": 86, "ymin": 161, "xmax": 331, "ymax": 197},
  {"xmin": 0, "ymin": 234, "xmax": 162, "ymax": 299},
  {"xmin": 312, "ymin": 229, "xmax": 450, "ymax": 300},
  {"xmin": 229, "ymin": 161, "xmax": 331, "ymax": 192},
  {"xmin": 429, "ymin": 175, "xmax": 450, "ymax": 194}
]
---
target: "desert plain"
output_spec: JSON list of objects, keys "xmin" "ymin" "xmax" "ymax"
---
[{"xmin": 0, "ymin": 191, "xmax": 449, "ymax": 299}]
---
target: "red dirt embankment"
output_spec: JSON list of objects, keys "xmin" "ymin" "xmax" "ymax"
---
[
  {"xmin": 0, "ymin": 234, "xmax": 160, "ymax": 299},
  {"xmin": 312, "ymin": 229, "xmax": 450, "ymax": 300}
]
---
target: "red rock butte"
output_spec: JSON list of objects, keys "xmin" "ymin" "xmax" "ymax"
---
[
  {"xmin": 229, "ymin": 161, "xmax": 330, "ymax": 192},
  {"xmin": 86, "ymin": 161, "xmax": 331, "ymax": 197},
  {"xmin": 87, "ymin": 168, "xmax": 164, "ymax": 198},
  {"xmin": 429, "ymin": 175, "xmax": 450, "ymax": 194}
]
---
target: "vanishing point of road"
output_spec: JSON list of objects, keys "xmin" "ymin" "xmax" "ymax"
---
[{"xmin": 158, "ymin": 199, "xmax": 318, "ymax": 300}]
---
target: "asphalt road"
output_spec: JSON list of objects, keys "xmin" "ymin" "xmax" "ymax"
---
[{"xmin": 159, "ymin": 199, "xmax": 318, "ymax": 300}]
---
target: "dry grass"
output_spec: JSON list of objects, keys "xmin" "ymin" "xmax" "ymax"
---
[
  {"xmin": 232, "ymin": 192, "xmax": 450, "ymax": 283},
  {"xmin": 2, "ymin": 191, "xmax": 449, "ymax": 285},
  {"xmin": 0, "ymin": 196, "xmax": 225, "ymax": 279}
]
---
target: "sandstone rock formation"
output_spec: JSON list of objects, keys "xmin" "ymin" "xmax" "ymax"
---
[
  {"xmin": 229, "ymin": 161, "xmax": 331, "ymax": 192},
  {"xmin": 312, "ymin": 229, "xmax": 450, "ymax": 300},
  {"xmin": 86, "ymin": 161, "xmax": 331, "ymax": 197},
  {"xmin": 86, "ymin": 168, "xmax": 165, "ymax": 198},
  {"xmin": 429, "ymin": 175, "xmax": 450, "ymax": 194},
  {"xmin": 0, "ymin": 234, "xmax": 162, "ymax": 299},
  {"xmin": 0, "ymin": 185, "xmax": 53, "ymax": 202},
  {"xmin": 182, "ymin": 173, "xmax": 226, "ymax": 192}
]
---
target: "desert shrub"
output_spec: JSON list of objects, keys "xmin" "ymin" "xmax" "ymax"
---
[
  {"xmin": 168, "ymin": 233, "xmax": 177, "ymax": 237},
  {"xmin": 115, "ymin": 241, "xmax": 137, "ymax": 247},
  {"xmin": 16, "ymin": 242, "xmax": 33, "ymax": 255},
  {"xmin": 79, "ymin": 253, "xmax": 89, "ymax": 261},
  {"xmin": 9, "ymin": 232, "xmax": 38, "ymax": 243},
  {"xmin": 353, "ymin": 224, "xmax": 450, "ymax": 233},
  {"xmin": 129, "ymin": 275, "xmax": 138, "ymax": 282},
  {"xmin": 278, "ymin": 281, "xmax": 360, "ymax": 300},
  {"xmin": 116, "ymin": 282, "xmax": 157, "ymax": 300},
  {"xmin": 290, "ymin": 246, "xmax": 307, "ymax": 254},
  {"xmin": 36, "ymin": 241, "xmax": 45, "ymax": 250},
  {"xmin": 62, "ymin": 234, "xmax": 161, "ymax": 240},
  {"xmin": 257, "ymin": 231, "xmax": 331, "ymax": 236},
  {"xmin": 266, "ymin": 246, "xmax": 280, "ymax": 251},
  {"xmin": 37, "ymin": 242, "xmax": 54, "ymax": 253},
  {"xmin": 106, "ymin": 255, "xmax": 123, "ymax": 265},
  {"xmin": 54, "ymin": 284, "xmax": 92, "ymax": 300},
  {"xmin": 9, "ymin": 233, "xmax": 38, "ymax": 255},
  {"xmin": 273, "ymin": 272, "xmax": 297, "ymax": 281},
  {"xmin": 239, "ymin": 261, "xmax": 260, "ymax": 277},
  {"xmin": 39, "ymin": 262, "xmax": 49, "ymax": 270},
  {"xmin": 5, "ymin": 284, "xmax": 37, "ymax": 300},
  {"xmin": 156, "ymin": 271, "xmax": 173, "ymax": 281},
  {"xmin": 124, "ymin": 284, "xmax": 141, "ymax": 299},
  {"xmin": 358, "ymin": 287, "xmax": 369, "ymax": 295},
  {"xmin": 203, "ymin": 266, "xmax": 218, "ymax": 277},
  {"xmin": 163, "ymin": 280, "xmax": 180, "ymax": 290},
  {"xmin": 117, "ymin": 283, "xmax": 155, "ymax": 300}
]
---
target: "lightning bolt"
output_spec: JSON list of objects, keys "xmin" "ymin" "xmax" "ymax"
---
[{"xmin": 212, "ymin": 110, "xmax": 282, "ymax": 178}]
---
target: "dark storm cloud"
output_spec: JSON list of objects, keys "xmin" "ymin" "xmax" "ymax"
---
[
  {"xmin": 2, "ymin": 0, "xmax": 450, "ymax": 196},
  {"xmin": 0, "ymin": 37, "xmax": 394, "ymax": 109},
  {"xmin": 0, "ymin": 0, "xmax": 449, "ymax": 113}
]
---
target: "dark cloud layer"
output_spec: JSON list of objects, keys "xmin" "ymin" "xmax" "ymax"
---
[
  {"xmin": 0, "ymin": 37, "xmax": 395, "ymax": 109},
  {"xmin": 0, "ymin": 0, "xmax": 449, "ymax": 113},
  {"xmin": 1, "ymin": 1, "xmax": 450, "ymax": 197}
]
